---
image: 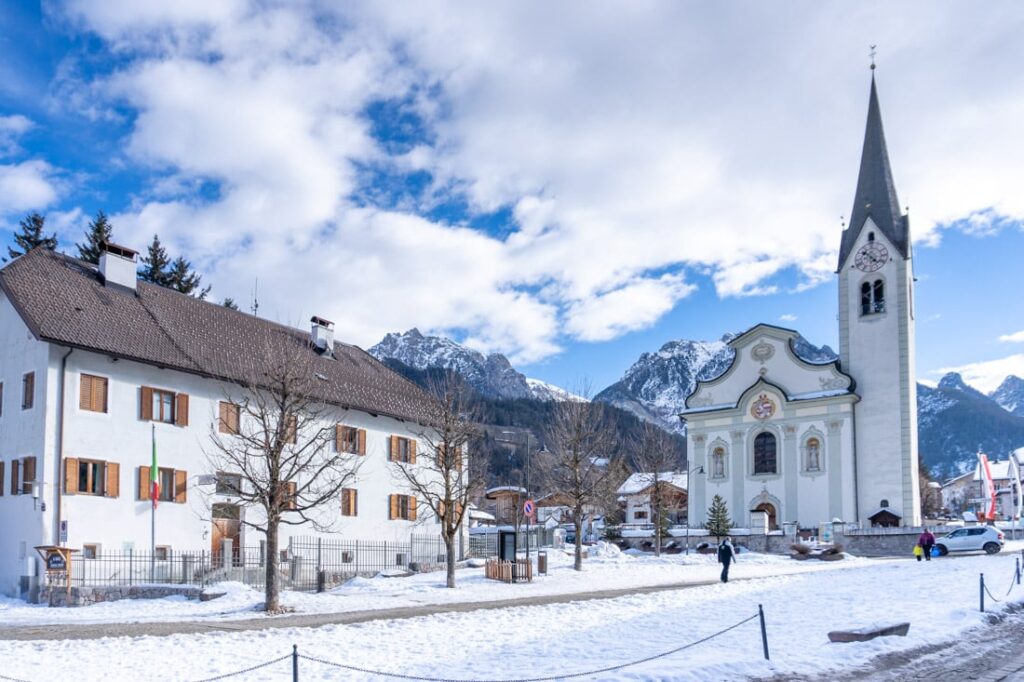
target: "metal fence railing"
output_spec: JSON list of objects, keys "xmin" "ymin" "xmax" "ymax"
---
[
  {"xmin": 467, "ymin": 527, "xmax": 553, "ymax": 558},
  {"xmin": 70, "ymin": 534, "xmax": 448, "ymax": 592}
]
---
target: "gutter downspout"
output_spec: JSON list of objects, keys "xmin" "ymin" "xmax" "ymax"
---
[
  {"xmin": 54, "ymin": 348, "xmax": 73, "ymax": 547},
  {"xmin": 850, "ymin": 407, "xmax": 860, "ymax": 525}
]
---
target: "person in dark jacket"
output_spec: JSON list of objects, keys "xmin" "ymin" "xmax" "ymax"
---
[
  {"xmin": 918, "ymin": 528, "xmax": 936, "ymax": 562},
  {"xmin": 718, "ymin": 538, "xmax": 736, "ymax": 582}
]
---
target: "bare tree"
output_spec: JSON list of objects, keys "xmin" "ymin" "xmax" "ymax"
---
[
  {"xmin": 631, "ymin": 422, "xmax": 685, "ymax": 556},
  {"xmin": 205, "ymin": 348, "xmax": 361, "ymax": 612},
  {"xmin": 393, "ymin": 373, "xmax": 481, "ymax": 587},
  {"xmin": 538, "ymin": 386, "xmax": 619, "ymax": 570}
]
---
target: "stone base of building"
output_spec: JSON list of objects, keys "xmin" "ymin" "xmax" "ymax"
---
[{"xmin": 39, "ymin": 584, "xmax": 203, "ymax": 607}]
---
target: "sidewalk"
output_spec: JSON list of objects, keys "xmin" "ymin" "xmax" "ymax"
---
[{"xmin": 0, "ymin": 575, "xmax": 734, "ymax": 641}]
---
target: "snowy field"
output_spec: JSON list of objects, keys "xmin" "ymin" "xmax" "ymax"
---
[
  {"xmin": 0, "ymin": 543, "xmax": 871, "ymax": 626},
  {"xmin": 0, "ymin": 543, "xmax": 1022, "ymax": 681}
]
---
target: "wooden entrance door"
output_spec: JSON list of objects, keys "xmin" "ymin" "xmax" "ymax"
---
[
  {"xmin": 212, "ymin": 503, "xmax": 241, "ymax": 565},
  {"xmin": 754, "ymin": 502, "xmax": 778, "ymax": 531}
]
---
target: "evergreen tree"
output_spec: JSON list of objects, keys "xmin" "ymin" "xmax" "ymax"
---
[
  {"xmin": 76, "ymin": 210, "xmax": 115, "ymax": 264},
  {"xmin": 139, "ymin": 234, "xmax": 172, "ymax": 286},
  {"xmin": 222, "ymin": 298, "xmax": 240, "ymax": 311},
  {"xmin": 167, "ymin": 255, "xmax": 211, "ymax": 299},
  {"xmin": 6, "ymin": 212, "xmax": 57, "ymax": 261},
  {"xmin": 706, "ymin": 494, "xmax": 732, "ymax": 538}
]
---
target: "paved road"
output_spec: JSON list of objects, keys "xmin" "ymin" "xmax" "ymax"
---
[
  {"xmin": 757, "ymin": 604, "xmax": 1024, "ymax": 682},
  {"xmin": 0, "ymin": 576, "xmax": 739, "ymax": 641}
]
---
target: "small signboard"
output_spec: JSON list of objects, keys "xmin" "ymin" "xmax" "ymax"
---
[
  {"xmin": 35, "ymin": 546, "xmax": 79, "ymax": 598},
  {"xmin": 523, "ymin": 499, "xmax": 535, "ymax": 518},
  {"xmin": 59, "ymin": 520, "xmax": 68, "ymax": 544},
  {"xmin": 46, "ymin": 553, "xmax": 67, "ymax": 571}
]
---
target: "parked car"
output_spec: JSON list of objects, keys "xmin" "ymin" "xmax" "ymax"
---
[{"xmin": 935, "ymin": 526, "xmax": 1004, "ymax": 556}]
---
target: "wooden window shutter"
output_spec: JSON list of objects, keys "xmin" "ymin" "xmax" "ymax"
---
[
  {"xmin": 105, "ymin": 462, "xmax": 120, "ymax": 498},
  {"xmin": 438, "ymin": 501, "xmax": 446, "ymax": 519},
  {"xmin": 0, "ymin": 461, "xmax": 4, "ymax": 496},
  {"xmin": 335, "ymin": 424, "xmax": 343, "ymax": 452},
  {"xmin": 409, "ymin": 497, "xmax": 417, "ymax": 521},
  {"xmin": 140, "ymin": 386, "xmax": 154, "ymax": 421},
  {"xmin": 409, "ymin": 440, "xmax": 417, "ymax": 465},
  {"xmin": 139, "ymin": 466, "xmax": 151, "ymax": 500},
  {"xmin": 11, "ymin": 459, "xmax": 20, "ymax": 495},
  {"xmin": 21, "ymin": 456, "xmax": 36, "ymax": 494},
  {"xmin": 388, "ymin": 435, "xmax": 397, "ymax": 461},
  {"xmin": 357, "ymin": 429, "xmax": 367, "ymax": 456},
  {"xmin": 175, "ymin": 470, "xmax": 188, "ymax": 503},
  {"xmin": 64, "ymin": 458, "xmax": 79, "ymax": 495},
  {"xmin": 95, "ymin": 376, "xmax": 108, "ymax": 412},
  {"xmin": 175, "ymin": 393, "xmax": 190, "ymax": 427},
  {"xmin": 341, "ymin": 488, "xmax": 349, "ymax": 515},
  {"xmin": 79, "ymin": 375, "xmax": 91, "ymax": 410},
  {"xmin": 284, "ymin": 415, "xmax": 297, "ymax": 444},
  {"xmin": 389, "ymin": 494, "xmax": 398, "ymax": 520},
  {"xmin": 352, "ymin": 489, "xmax": 358, "ymax": 516},
  {"xmin": 456, "ymin": 446, "xmax": 464, "ymax": 472},
  {"xmin": 286, "ymin": 482, "xmax": 297, "ymax": 510}
]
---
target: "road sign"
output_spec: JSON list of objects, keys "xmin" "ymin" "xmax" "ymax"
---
[{"xmin": 523, "ymin": 499, "xmax": 535, "ymax": 517}]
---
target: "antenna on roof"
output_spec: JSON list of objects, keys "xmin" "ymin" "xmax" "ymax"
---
[{"xmin": 250, "ymin": 278, "xmax": 260, "ymax": 316}]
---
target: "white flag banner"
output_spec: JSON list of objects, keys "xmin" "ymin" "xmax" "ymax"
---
[{"xmin": 1010, "ymin": 453, "xmax": 1023, "ymax": 520}]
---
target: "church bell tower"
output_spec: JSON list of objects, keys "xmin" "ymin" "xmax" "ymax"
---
[{"xmin": 837, "ymin": 69, "xmax": 921, "ymax": 527}]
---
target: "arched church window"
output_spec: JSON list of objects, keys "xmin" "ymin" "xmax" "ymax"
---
[
  {"xmin": 868, "ymin": 232, "xmax": 875, "ymax": 242},
  {"xmin": 805, "ymin": 438, "xmax": 821, "ymax": 472},
  {"xmin": 711, "ymin": 447, "xmax": 726, "ymax": 478},
  {"xmin": 873, "ymin": 279, "xmax": 885, "ymax": 313},
  {"xmin": 861, "ymin": 282, "xmax": 872, "ymax": 315},
  {"xmin": 753, "ymin": 432, "xmax": 777, "ymax": 475},
  {"xmin": 880, "ymin": 499, "xmax": 889, "ymax": 508}
]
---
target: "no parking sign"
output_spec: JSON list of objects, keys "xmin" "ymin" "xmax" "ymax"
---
[{"xmin": 523, "ymin": 499, "xmax": 535, "ymax": 518}]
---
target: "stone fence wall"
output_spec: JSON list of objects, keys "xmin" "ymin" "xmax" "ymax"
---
[{"xmin": 39, "ymin": 584, "xmax": 203, "ymax": 607}]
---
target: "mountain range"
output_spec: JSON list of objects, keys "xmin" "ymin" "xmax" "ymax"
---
[{"xmin": 369, "ymin": 329, "xmax": 1024, "ymax": 481}]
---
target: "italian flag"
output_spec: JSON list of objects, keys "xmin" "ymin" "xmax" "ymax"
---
[{"xmin": 150, "ymin": 426, "xmax": 160, "ymax": 509}]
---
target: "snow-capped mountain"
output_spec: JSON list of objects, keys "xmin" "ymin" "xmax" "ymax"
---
[
  {"xmin": 369, "ymin": 329, "xmax": 534, "ymax": 400},
  {"xmin": 917, "ymin": 372, "xmax": 1024, "ymax": 479},
  {"xmin": 526, "ymin": 378, "xmax": 588, "ymax": 403},
  {"xmin": 990, "ymin": 375, "xmax": 1024, "ymax": 418},
  {"xmin": 593, "ymin": 333, "xmax": 837, "ymax": 430}
]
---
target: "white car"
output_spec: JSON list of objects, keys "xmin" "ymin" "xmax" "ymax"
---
[{"xmin": 935, "ymin": 526, "xmax": 1004, "ymax": 556}]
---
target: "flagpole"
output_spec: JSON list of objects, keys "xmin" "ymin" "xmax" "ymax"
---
[{"xmin": 150, "ymin": 423, "xmax": 155, "ymax": 583}]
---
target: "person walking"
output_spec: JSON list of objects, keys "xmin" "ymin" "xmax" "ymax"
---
[
  {"xmin": 718, "ymin": 537, "xmax": 736, "ymax": 583},
  {"xmin": 918, "ymin": 527, "xmax": 936, "ymax": 562}
]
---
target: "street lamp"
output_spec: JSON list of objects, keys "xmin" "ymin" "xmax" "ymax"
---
[
  {"xmin": 684, "ymin": 464, "xmax": 705, "ymax": 556},
  {"xmin": 499, "ymin": 430, "xmax": 534, "ymax": 568}
]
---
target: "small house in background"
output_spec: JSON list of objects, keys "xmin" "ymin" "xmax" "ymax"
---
[
  {"xmin": 483, "ymin": 486, "xmax": 527, "ymax": 526},
  {"xmin": 535, "ymin": 492, "xmax": 575, "ymax": 524},
  {"xmin": 617, "ymin": 472, "xmax": 689, "ymax": 526}
]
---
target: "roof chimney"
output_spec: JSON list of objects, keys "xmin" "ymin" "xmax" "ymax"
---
[
  {"xmin": 310, "ymin": 316, "xmax": 335, "ymax": 357},
  {"xmin": 98, "ymin": 242, "xmax": 139, "ymax": 291}
]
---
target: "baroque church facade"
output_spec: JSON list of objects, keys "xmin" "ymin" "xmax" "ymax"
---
[{"xmin": 683, "ymin": 73, "xmax": 922, "ymax": 530}]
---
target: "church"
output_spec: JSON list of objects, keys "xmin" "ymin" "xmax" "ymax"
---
[{"xmin": 682, "ymin": 71, "xmax": 922, "ymax": 531}]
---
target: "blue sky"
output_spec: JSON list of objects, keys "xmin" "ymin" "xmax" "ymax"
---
[{"xmin": 1, "ymin": 1, "xmax": 1022, "ymax": 393}]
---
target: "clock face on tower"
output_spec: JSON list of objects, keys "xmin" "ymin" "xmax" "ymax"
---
[{"xmin": 854, "ymin": 242, "xmax": 889, "ymax": 272}]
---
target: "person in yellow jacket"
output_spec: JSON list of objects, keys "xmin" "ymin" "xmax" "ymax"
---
[{"xmin": 913, "ymin": 544, "xmax": 923, "ymax": 561}]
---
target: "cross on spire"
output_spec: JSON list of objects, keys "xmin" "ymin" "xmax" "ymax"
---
[{"xmin": 869, "ymin": 45, "xmax": 877, "ymax": 71}]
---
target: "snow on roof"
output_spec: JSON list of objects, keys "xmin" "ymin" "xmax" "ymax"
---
[
  {"xmin": 866, "ymin": 507, "xmax": 902, "ymax": 519},
  {"xmin": 680, "ymin": 388, "xmax": 852, "ymax": 416},
  {"xmin": 468, "ymin": 508, "xmax": 496, "ymax": 521},
  {"xmin": 617, "ymin": 471, "xmax": 688, "ymax": 496},
  {"xmin": 484, "ymin": 485, "xmax": 527, "ymax": 498},
  {"xmin": 972, "ymin": 452, "xmax": 1024, "ymax": 482}
]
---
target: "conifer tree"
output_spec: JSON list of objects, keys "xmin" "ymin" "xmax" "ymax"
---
[
  {"xmin": 6, "ymin": 212, "xmax": 57, "ymax": 261},
  {"xmin": 76, "ymin": 210, "xmax": 114, "ymax": 264},
  {"xmin": 706, "ymin": 494, "xmax": 732, "ymax": 538},
  {"xmin": 222, "ymin": 298, "xmax": 240, "ymax": 311},
  {"xmin": 167, "ymin": 255, "xmax": 211, "ymax": 299},
  {"xmin": 139, "ymin": 234, "xmax": 172, "ymax": 286}
]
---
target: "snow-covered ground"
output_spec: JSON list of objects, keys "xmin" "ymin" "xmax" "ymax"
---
[
  {"xmin": 1, "ymin": 543, "xmax": 1023, "ymax": 681},
  {"xmin": 0, "ymin": 543, "xmax": 870, "ymax": 626}
]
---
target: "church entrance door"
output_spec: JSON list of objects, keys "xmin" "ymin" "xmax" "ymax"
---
[{"xmin": 754, "ymin": 503, "xmax": 778, "ymax": 531}]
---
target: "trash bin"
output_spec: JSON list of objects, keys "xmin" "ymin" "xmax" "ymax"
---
[{"xmin": 537, "ymin": 551, "xmax": 547, "ymax": 575}]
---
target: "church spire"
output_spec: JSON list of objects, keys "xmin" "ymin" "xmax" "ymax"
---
[{"xmin": 837, "ymin": 71, "xmax": 910, "ymax": 271}]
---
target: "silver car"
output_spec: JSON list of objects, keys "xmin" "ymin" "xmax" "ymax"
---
[{"xmin": 935, "ymin": 526, "xmax": 1004, "ymax": 556}]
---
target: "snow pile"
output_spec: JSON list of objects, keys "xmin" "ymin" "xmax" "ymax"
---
[{"xmin": 588, "ymin": 541, "xmax": 623, "ymax": 559}]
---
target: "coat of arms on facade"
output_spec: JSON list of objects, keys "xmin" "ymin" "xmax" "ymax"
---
[
  {"xmin": 750, "ymin": 394, "xmax": 775, "ymax": 420},
  {"xmin": 751, "ymin": 340, "xmax": 775, "ymax": 364}
]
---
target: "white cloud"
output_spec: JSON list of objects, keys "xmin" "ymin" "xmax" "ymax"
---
[
  {"xmin": 0, "ymin": 160, "xmax": 59, "ymax": 214},
  {"xmin": 49, "ymin": 2, "xmax": 1024, "ymax": 361},
  {"xmin": 935, "ymin": 354, "xmax": 1024, "ymax": 394},
  {"xmin": 999, "ymin": 330, "xmax": 1024, "ymax": 344},
  {"xmin": 779, "ymin": 314, "xmax": 798, "ymax": 323},
  {"xmin": 0, "ymin": 115, "xmax": 33, "ymax": 156}
]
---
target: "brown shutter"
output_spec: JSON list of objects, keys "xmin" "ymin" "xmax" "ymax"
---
[
  {"xmin": 21, "ymin": 456, "xmax": 36, "ymax": 494},
  {"xmin": 409, "ymin": 496, "xmax": 417, "ymax": 521},
  {"xmin": 341, "ymin": 488, "xmax": 349, "ymax": 515},
  {"xmin": 96, "ymin": 376, "xmax": 108, "ymax": 412},
  {"xmin": 218, "ymin": 402, "xmax": 228, "ymax": 433},
  {"xmin": 64, "ymin": 458, "xmax": 78, "ymax": 494},
  {"xmin": 79, "ymin": 375, "xmax": 91, "ymax": 410},
  {"xmin": 335, "ymin": 424, "xmax": 343, "ymax": 452},
  {"xmin": 389, "ymin": 494, "xmax": 398, "ymax": 520},
  {"xmin": 352, "ymin": 489, "xmax": 358, "ymax": 516},
  {"xmin": 140, "ymin": 386, "xmax": 154, "ymax": 420},
  {"xmin": 0, "ymin": 461, "xmax": 4, "ymax": 496},
  {"xmin": 175, "ymin": 393, "xmax": 190, "ymax": 426},
  {"xmin": 409, "ymin": 440, "xmax": 417, "ymax": 465},
  {"xmin": 457, "ymin": 446, "xmax": 464, "ymax": 472},
  {"xmin": 286, "ymin": 481, "xmax": 297, "ymax": 510},
  {"xmin": 357, "ymin": 429, "xmax": 367, "ymax": 456},
  {"xmin": 139, "ymin": 466, "xmax": 151, "ymax": 500},
  {"xmin": 11, "ymin": 459, "xmax": 20, "ymax": 495},
  {"xmin": 105, "ymin": 462, "xmax": 120, "ymax": 498},
  {"xmin": 388, "ymin": 435, "xmax": 396, "ymax": 461},
  {"xmin": 175, "ymin": 470, "xmax": 188, "ymax": 503}
]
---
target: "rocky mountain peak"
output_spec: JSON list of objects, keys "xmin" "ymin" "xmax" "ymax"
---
[{"xmin": 991, "ymin": 375, "xmax": 1024, "ymax": 417}]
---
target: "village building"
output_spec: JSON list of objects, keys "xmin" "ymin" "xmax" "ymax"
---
[
  {"xmin": 616, "ymin": 472, "xmax": 688, "ymax": 527},
  {"xmin": 0, "ymin": 245, "xmax": 461, "ymax": 598},
  {"xmin": 683, "ymin": 73, "xmax": 922, "ymax": 530}
]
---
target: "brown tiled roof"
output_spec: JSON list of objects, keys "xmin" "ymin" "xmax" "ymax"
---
[{"xmin": 0, "ymin": 248, "xmax": 434, "ymax": 423}]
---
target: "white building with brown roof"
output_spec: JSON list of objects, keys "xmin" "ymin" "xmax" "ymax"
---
[{"xmin": 0, "ymin": 245, "xmax": 461, "ymax": 598}]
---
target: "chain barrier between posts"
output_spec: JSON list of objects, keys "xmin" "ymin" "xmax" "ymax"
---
[{"xmin": 191, "ymin": 653, "xmax": 293, "ymax": 682}]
